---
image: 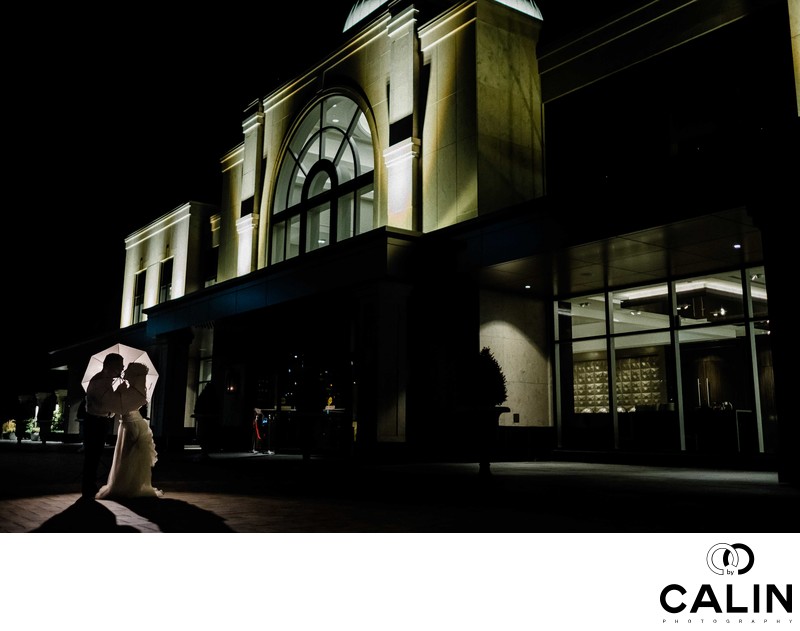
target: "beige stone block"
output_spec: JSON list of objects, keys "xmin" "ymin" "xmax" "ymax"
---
[
  {"xmin": 421, "ymin": 83, "xmax": 438, "ymax": 157},
  {"xmin": 503, "ymin": 383, "xmax": 552, "ymax": 426},
  {"xmin": 437, "ymin": 143, "xmax": 458, "ymax": 227},
  {"xmin": 439, "ymin": 93, "xmax": 457, "ymax": 147},
  {"xmin": 457, "ymin": 83, "xmax": 477, "ymax": 143},
  {"xmin": 421, "ymin": 147, "xmax": 438, "ymax": 233},
  {"xmin": 457, "ymin": 136, "xmax": 478, "ymax": 219},
  {"xmin": 435, "ymin": 36, "xmax": 456, "ymax": 100},
  {"xmin": 423, "ymin": 49, "xmax": 438, "ymax": 108},
  {"xmin": 456, "ymin": 24, "xmax": 476, "ymax": 91}
]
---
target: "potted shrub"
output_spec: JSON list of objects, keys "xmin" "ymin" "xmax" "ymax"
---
[{"xmin": 473, "ymin": 347, "xmax": 510, "ymax": 475}]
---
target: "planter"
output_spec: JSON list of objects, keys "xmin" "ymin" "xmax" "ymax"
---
[{"xmin": 477, "ymin": 405, "xmax": 510, "ymax": 476}]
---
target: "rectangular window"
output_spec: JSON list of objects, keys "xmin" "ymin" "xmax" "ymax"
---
[
  {"xmin": 556, "ymin": 294, "xmax": 607, "ymax": 340},
  {"xmin": 676, "ymin": 272, "xmax": 745, "ymax": 326},
  {"xmin": 337, "ymin": 192, "xmax": 355, "ymax": 241},
  {"xmin": 271, "ymin": 221, "xmax": 286, "ymax": 264},
  {"xmin": 613, "ymin": 334, "xmax": 677, "ymax": 451},
  {"xmin": 159, "ymin": 258, "xmax": 173, "ymax": 303},
  {"xmin": 271, "ymin": 217, "xmax": 301, "ymax": 263},
  {"xmin": 747, "ymin": 266, "xmax": 768, "ymax": 319},
  {"xmin": 306, "ymin": 203, "xmax": 330, "ymax": 252},
  {"xmin": 203, "ymin": 247, "xmax": 219, "ymax": 288},
  {"xmin": 287, "ymin": 215, "xmax": 301, "ymax": 259},
  {"xmin": 572, "ymin": 349, "xmax": 610, "ymax": 414},
  {"xmin": 198, "ymin": 356, "xmax": 213, "ymax": 394},
  {"xmin": 612, "ymin": 283, "xmax": 670, "ymax": 333},
  {"xmin": 132, "ymin": 272, "xmax": 145, "ymax": 324}
]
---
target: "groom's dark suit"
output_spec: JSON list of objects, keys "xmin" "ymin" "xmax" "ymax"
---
[{"xmin": 82, "ymin": 354, "xmax": 125, "ymax": 498}]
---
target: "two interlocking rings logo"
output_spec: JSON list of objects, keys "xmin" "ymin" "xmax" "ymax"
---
[{"xmin": 706, "ymin": 543, "xmax": 755, "ymax": 575}]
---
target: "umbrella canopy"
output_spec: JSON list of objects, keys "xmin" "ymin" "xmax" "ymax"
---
[{"xmin": 81, "ymin": 343, "xmax": 159, "ymax": 402}]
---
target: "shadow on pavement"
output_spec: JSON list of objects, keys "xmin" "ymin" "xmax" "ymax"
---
[
  {"xmin": 32, "ymin": 498, "xmax": 139, "ymax": 533},
  {"xmin": 117, "ymin": 497, "xmax": 234, "ymax": 533}
]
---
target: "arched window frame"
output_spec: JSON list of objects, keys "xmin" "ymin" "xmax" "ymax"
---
[{"xmin": 270, "ymin": 94, "xmax": 376, "ymax": 265}]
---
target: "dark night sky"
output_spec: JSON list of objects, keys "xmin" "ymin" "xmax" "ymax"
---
[
  {"xmin": 4, "ymin": 2, "xmax": 355, "ymax": 406},
  {"xmin": 3, "ymin": 0, "xmax": 599, "ymax": 408}
]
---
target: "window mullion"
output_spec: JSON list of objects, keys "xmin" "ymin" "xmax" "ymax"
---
[{"xmin": 273, "ymin": 96, "xmax": 374, "ymax": 260}]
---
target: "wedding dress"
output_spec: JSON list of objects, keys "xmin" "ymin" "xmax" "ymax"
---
[{"xmin": 95, "ymin": 409, "xmax": 163, "ymax": 499}]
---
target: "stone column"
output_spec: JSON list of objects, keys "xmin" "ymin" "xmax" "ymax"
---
[
  {"xmin": 355, "ymin": 281, "xmax": 412, "ymax": 450},
  {"xmin": 236, "ymin": 212, "xmax": 260, "ymax": 277},
  {"xmin": 152, "ymin": 328, "xmax": 194, "ymax": 453},
  {"xmin": 384, "ymin": 6, "xmax": 420, "ymax": 231}
]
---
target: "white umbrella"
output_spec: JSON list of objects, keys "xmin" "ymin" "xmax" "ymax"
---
[{"xmin": 81, "ymin": 343, "xmax": 159, "ymax": 402}]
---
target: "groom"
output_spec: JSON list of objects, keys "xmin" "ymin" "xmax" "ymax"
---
[{"xmin": 82, "ymin": 352, "xmax": 127, "ymax": 498}]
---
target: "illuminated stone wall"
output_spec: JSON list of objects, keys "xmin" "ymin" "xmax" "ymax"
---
[
  {"xmin": 120, "ymin": 201, "xmax": 213, "ymax": 328},
  {"xmin": 479, "ymin": 289, "xmax": 552, "ymax": 427}
]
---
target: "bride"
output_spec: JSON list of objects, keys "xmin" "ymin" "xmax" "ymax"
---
[{"xmin": 96, "ymin": 362, "xmax": 163, "ymax": 499}]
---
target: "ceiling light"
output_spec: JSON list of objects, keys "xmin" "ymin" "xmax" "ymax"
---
[{"xmin": 733, "ymin": 243, "xmax": 742, "ymax": 249}]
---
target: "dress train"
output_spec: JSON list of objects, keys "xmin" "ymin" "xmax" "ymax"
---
[{"xmin": 96, "ymin": 410, "xmax": 163, "ymax": 499}]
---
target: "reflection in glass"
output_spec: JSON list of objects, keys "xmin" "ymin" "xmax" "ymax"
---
[
  {"xmin": 554, "ymin": 267, "xmax": 774, "ymax": 455},
  {"xmin": 613, "ymin": 333, "xmax": 679, "ymax": 451},
  {"xmin": 556, "ymin": 295, "xmax": 606, "ymax": 340},
  {"xmin": 612, "ymin": 283, "xmax": 670, "ymax": 333},
  {"xmin": 754, "ymin": 323, "xmax": 777, "ymax": 452},
  {"xmin": 676, "ymin": 272, "xmax": 745, "ymax": 326},
  {"xmin": 747, "ymin": 266, "xmax": 768, "ymax": 319}
]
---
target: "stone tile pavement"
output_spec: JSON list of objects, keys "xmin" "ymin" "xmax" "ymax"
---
[{"xmin": 2, "ymin": 439, "xmax": 799, "ymax": 533}]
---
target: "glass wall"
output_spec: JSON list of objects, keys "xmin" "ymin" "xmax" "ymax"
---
[{"xmin": 555, "ymin": 266, "xmax": 773, "ymax": 454}]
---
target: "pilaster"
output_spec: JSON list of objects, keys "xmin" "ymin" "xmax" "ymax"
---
[
  {"xmin": 236, "ymin": 212, "xmax": 260, "ymax": 277},
  {"xmin": 383, "ymin": 138, "xmax": 420, "ymax": 230}
]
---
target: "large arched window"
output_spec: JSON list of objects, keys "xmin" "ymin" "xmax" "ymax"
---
[{"xmin": 271, "ymin": 95, "xmax": 376, "ymax": 264}]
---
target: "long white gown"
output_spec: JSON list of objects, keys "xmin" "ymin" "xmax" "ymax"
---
[{"xmin": 96, "ymin": 409, "xmax": 164, "ymax": 499}]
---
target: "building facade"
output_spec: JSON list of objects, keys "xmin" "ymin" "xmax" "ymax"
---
[{"xmin": 51, "ymin": 0, "xmax": 799, "ymax": 482}]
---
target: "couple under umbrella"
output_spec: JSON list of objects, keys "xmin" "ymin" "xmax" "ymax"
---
[{"xmin": 81, "ymin": 344, "xmax": 163, "ymax": 499}]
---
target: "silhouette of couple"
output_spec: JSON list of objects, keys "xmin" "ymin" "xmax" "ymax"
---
[{"xmin": 82, "ymin": 352, "xmax": 163, "ymax": 500}]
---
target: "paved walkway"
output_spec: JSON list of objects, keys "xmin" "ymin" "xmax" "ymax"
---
[{"xmin": 2, "ymin": 439, "xmax": 798, "ymax": 533}]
